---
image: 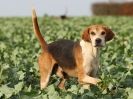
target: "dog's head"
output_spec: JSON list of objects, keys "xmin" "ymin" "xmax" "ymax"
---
[{"xmin": 82, "ymin": 25, "xmax": 114, "ymax": 47}]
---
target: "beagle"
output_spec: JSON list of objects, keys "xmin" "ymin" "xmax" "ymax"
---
[{"xmin": 32, "ymin": 9, "xmax": 114, "ymax": 89}]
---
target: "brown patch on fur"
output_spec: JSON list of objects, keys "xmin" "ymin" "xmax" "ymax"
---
[
  {"xmin": 82, "ymin": 28, "xmax": 91, "ymax": 42},
  {"xmin": 104, "ymin": 27, "xmax": 115, "ymax": 41}
]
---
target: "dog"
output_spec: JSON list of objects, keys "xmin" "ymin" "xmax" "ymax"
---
[{"xmin": 32, "ymin": 9, "xmax": 114, "ymax": 89}]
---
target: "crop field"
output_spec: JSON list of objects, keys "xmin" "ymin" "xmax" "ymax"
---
[{"xmin": 0, "ymin": 16, "xmax": 133, "ymax": 99}]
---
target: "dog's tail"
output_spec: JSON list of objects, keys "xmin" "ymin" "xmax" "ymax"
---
[{"xmin": 32, "ymin": 8, "xmax": 47, "ymax": 51}]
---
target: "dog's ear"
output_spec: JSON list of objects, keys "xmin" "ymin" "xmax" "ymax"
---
[
  {"xmin": 104, "ymin": 27, "xmax": 115, "ymax": 41},
  {"xmin": 82, "ymin": 27, "xmax": 91, "ymax": 42}
]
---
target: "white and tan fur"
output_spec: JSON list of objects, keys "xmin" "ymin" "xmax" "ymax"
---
[{"xmin": 80, "ymin": 40, "xmax": 99, "ymax": 76}]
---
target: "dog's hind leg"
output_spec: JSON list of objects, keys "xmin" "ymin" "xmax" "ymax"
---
[
  {"xmin": 56, "ymin": 67, "xmax": 68, "ymax": 89},
  {"xmin": 38, "ymin": 52, "xmax": 56, "ymax": 89}
]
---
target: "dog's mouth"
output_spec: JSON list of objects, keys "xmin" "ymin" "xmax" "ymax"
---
[{"xmin": 94, "ymin": 44, "xmax": 104, "ymax": 47}]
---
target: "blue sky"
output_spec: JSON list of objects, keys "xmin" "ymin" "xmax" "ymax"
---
[{"xmin": 0, "ymin": 0, "xmax": 110, "ymax": 16}]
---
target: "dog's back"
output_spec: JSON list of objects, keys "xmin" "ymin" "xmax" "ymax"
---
[{"xmin": 48, "ymin": 39, "xmax": 77, "ymax": 69}]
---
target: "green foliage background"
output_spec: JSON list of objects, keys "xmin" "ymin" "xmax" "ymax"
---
[{"xmin": 0, "ymin": 16, "xmax": 133, "ymax": 99}]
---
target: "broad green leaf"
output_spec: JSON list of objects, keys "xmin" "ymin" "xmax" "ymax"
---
[
  {"xmin": 14, "ymin": 82, "xmax": 23, "ymax": 94},
  {"xmin": 108, "ymin": 83, "xmax": 113, "ymax": 90},
  {"xmin": 0, "ymin": 92, "xmax": 3, "ymax": 98},
  {"xmin": 27, "ymin": 85, "xmax": 32, "ymax": 92},
  {"xmin": 42, "ymin": 94, "xmax": 48, "ymax": 99},
  {"xmin": 17, "ymin": 71, "xmax": 25, "ymax": 80},
  {"xmin": 65, "ymin": 94, "xmax": 72, "ymax": 99},
  {"xmin": 0, "ymin": 85, "xmax": 14, "ymax": 98},
  {"xmin": 126, "ymin": 88, "xmax": 133, "ymax": 99},
  {"xmin": 68, "ymin": 85, "xmax": 78, "ymax": 94}
]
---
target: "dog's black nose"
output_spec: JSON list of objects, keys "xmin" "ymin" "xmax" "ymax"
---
[{"xmin": 95, "ymin": 38, "xmax": 102, "ymax": 44}]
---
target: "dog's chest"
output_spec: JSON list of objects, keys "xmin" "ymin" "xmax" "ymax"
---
[{"xmin": 80, "ymin": 40, "xmax": 98, "ymax": 74}]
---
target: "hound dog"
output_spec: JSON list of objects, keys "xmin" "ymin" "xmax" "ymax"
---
[{"xmin": 32, "ymin": 9, "xmax": 114, "ymax": 89}]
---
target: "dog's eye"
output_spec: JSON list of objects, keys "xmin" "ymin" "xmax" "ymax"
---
[
  {"xmin": 90, "ymin": 32, "xmax": 95, "ymax": 35},
  {"xmin": 101, "ymin": 31, "xmax": 105, "ymax": 35}
]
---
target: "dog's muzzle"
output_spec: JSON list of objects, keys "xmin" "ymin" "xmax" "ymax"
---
[{"xmin": 95, "ymin": 38, "xmax": 102, "ymax": 47}]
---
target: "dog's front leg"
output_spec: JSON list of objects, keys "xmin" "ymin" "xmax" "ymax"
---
[
  {"xmin": 77, "ymin": 65, "xmax": 100, "ymax": 85},
  {"xmin": 76, "ymin": 64, "xmax": 100, "ymax": 85},
  {"xmin": 76, "ymin": 62, "xmax": 100, "ymax": 85},
  {"xmin": 81, "ymin": 75, "xmax": 100, "ymax": 85}
]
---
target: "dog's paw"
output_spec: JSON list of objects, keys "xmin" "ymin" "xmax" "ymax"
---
[
  {"xmin": 82, "ymin": 84, "xmax": 90, "ymax": 89},
  {"xmin": 40, "ymin": 82, "xmax": 47, "ymax": 90},
  {"xmin": 90, "ymin": 78, "xmax": 101, "ymax": 85},
  {"xmin": 82, "ymin": 76, "xmax": 101, "ymax": 85}
]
